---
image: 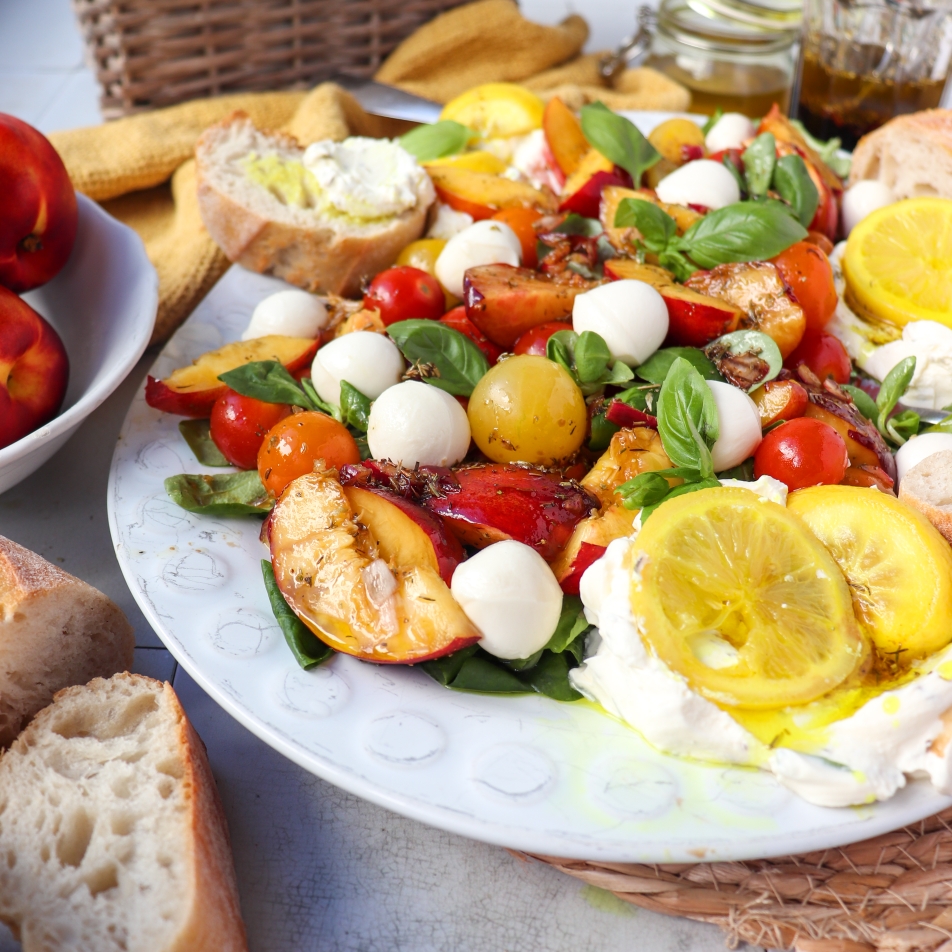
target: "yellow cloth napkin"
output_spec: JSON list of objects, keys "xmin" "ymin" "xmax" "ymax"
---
[{"xmin": 50, "ymin": 0, "xmax": 690, "ymax": 344}]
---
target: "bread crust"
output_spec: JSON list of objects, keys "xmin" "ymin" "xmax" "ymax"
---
[{"xmin": 898, "ymin": 450, "xmax": 952, "ymax": 544}]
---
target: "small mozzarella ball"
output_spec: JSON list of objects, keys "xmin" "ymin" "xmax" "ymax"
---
[
  {"xmin": 895, "ymin": 432, "xmax": 952, "ymax": 484},
  {"xmin": 311, "ymin": 332, "xmax": 404, "ymax": 407},
  {"xmin": 655, "ymin": 159, "xmax": 741, "ymax": 210},
  {"xmin": 242, "ymin": 289, "xmax": 328, "ymax": 341},
  {"xmin": 451, "ymin": 540, "xmax": 563, "ymax": 660},
  {"xmin": 572, "ymin": 280, "xmax": 669, "ymax": 366},
  {"xmin": 707, "ymin": 380, "xmax": 763, "ymax": 471},
  {"xmin": 704, "ymin": 112, "xmax": 756, "ymax": 154},
  {"xmin": 435, "ymin": 220, "xmax": 522, "ymax": 297},
  {"xmin": 841, "ymin": 180, "xmax": 896, "ymax": 236},
  {"xmin": 427, "ymin": 202, "xmax": 474, "ymax": 240},
  {"xmin": 367, "ymin": 381, "xmax": 471, "ymax": 467}
]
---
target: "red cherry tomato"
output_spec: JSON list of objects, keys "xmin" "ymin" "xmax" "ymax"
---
[
  {"xmin": 785, "ymin": 330, "xmax": 851, "ymax": 384},
  {"xmin": 753, "ymin": 417, "xmax": 848, "ymax": 490},
  {"xmin": 440, "ymin": 306, "xmax": 503, "ymax": 364},
  {"xmin": 363, "ymin": 265, "xmax": 445, "ymax": 326},
  {"xmin": 491, "ymin": 207, "xmax": 544, "ymax": 269},
  {"xmin": 772, "ymin": 241, "xmax": 838, "ymax": 332},
  {"xmin": 513, "ymin": 321, "xmax": 574, "ymax": 356},
  {"xmin": 210, "ymin": 389, "xmax": 290, "ymax": 470}
]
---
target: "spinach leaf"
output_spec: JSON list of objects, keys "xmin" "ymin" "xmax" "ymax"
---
[
  {"xmin": 544, "ymin": 596, "xmax": 589, "ymax": 654},
  {"xmin": 614, "ymin": 198, "xmax": 677, "ymax": 252},
  {"xmin": 876, "ymin": 356, "xmax": 917, "ymax": 444},
  {"xmin": 840, "ymin": 383, "xmax": 879, "ymax": 422},
  {"xmin": 636, "ymin": 347, "xmax": 721, "ymax": 384},
  {"xmin": 178, "ymin": 419, "xmax": 230, "ymax": 467},
  {"xmin": 655, "ymin": 357, "xmax": 719, "ymax": 477},
  {"xmin": 419, "ymin": 644, "xmax": 480, "ymax": 686},
  {"xmin": 522, "ymin": 651, "xmax": 583, "ymax": 701},
  {"xmin": 387, "ymin": 319, "xmax": 489, "ymax": 396},
  {"xmin": 742, "ymin": 132, "xmax": 776, "ymax": 197},
  {"xmin": 773, "ymin": 154, "xmax": 819, "ymax": 226},
  {"xmin": 574, "ymin": 331, "xmax": 612, "ymax": 383},
  {"xmin": 165, "ymin": 471, "xmax": 272, "ymax": 516},
  {"xmin": 339, "ymin": 380, "xmax": 371, "ymax": 431},
  {"xmin": 398, "ymin": 120, "xmax": 474, "ymax": 161},
  {"xmin": 701, "ymin": 108, "xmax": 723, "ymax": 136},
  {"xmin": 580, "ymin": 101, "xmax": 660, "ymax": 185},
  {"xmin": 219, "ymin": 360, "xmax": 310, "ymax": 408},
  {"xmin": 261, "ymin": 560, "xmax": 334, "ymax": 669},
  {"xmin": 546, "ymin": 329, "xmax": 576, "ymax": 375},
  {"xmin": 438, "ymin": 654, "xmax": 531, "ymax": 694}
]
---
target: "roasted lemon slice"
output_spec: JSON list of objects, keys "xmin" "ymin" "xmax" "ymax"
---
[
  {"xmin": 440, "ymin": 83, "xmax": 544, "ymax": 138},
  {"xmin": 843, "ymin": 198, "xmax": 952, "ymax": 329},
  {"xmin": 631, "ymin": 488, "xmax": 865, "ymax": 709},
  {"xmin": 787, "ymin": 485, "xmax": 952, "ymax": 662}
]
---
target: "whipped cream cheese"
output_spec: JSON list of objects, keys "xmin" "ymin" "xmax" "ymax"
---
[{"xmin": 302, "ymin": 137, "xmax": 434, "ymax": 220}]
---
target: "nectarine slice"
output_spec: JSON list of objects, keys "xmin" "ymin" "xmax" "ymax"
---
[
  {"xmin": 270, "ymin": 470, "xmax": 479, "ymax": 663},
  {"xmin": 543, "ymin": 98, "xmax": 591, "ymax": 177},
  {"xmin": 427, "ymin": 166, "xmax": 556, "ymax": 222},
  {"xmin": 581, "ymin": 427, "xmax": 673, "ymax": 509},
  {"xmin": 551, "ymin": 504, "xmax": 639, "ymax": 594},
  {"xmin": 600, "ymin": 186, "xmax": 701, "ymax": 246}
]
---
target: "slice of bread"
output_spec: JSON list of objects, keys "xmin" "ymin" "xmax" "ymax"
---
[
  {"xmin": 0, "ymin": 536, "xmax": 134, "ymax": 748},
  {"xmin": 849, "ymin": 109, "xmax": 952, "ymax": 199},
  {"xmin": 899, "ymin": 449, "xmax": 952, "ymax": 543},
  {"xmin": 0, "ymin": 673, "xmax": 247, "ymax": 952},
  {"xmin": 196, "ymin": 111, "xmax": 432, "ymax": 297}
]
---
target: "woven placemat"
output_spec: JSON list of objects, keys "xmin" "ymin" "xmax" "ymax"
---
[{"xmin": 527, "ymin": 806, "xmax": 952, "ymax": 952}]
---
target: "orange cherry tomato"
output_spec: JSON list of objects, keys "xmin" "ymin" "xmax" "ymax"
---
[
  {"xmin": 513, "ymin": 321, "xmax": 573, "ymax": 356},
  {"xmin": 258, "ymin": 411, "xmax": 361, "ymax": 497},
  {"xmin": 785, "ymin": 330, "xmax": 852, "ymax": 384},
  {"xmin": 772, "ymin": 240, "xmax": 838, "ymax": 333},
  {"xmin": 210, "ymin": 389, "xmax": 290, "ymax": 470},
  {"xmin": 491, "ymin": 207, "xmax": 544, "ymax": 269}
]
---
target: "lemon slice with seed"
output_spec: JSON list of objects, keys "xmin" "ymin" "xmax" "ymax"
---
[
  {"xmin": 787, "ymin": 485, "xmax": 952, "ymax": 662},
  {"xmin": 843, "ymin": 197, "xmax": 952, "ymax": 329},
  {"xmin": 631, "ymin": 488, "xmax": 866, "ymax": 709}
]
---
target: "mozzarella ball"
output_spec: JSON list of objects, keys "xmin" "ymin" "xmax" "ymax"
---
[
  {"xmin": 655, "ymin": 159, "xmax": 741, "ymax": 210},
  {"xmin": 242, "ymin": 289, "xmax": 328, "ymax": 341},
  {"xmin": 367, "ymin": 381, "xmax": 471, "ymax": 467},
  {"xmin": 707, "ymin": 380, "xmax": 763, "ymax": 471},
  {"xmin": 841, "ymin": 180, "xmax": 896, "ymax": 236},
  {"xmin": 451, "ymin": 540, "xmax": 563, "ymax": 660},
  {"xmin": 572, "ymin": 280, "xmax": 669, "ymax": 366},
  {"xmin": 895, "ymin": 432, "xmax": 952, "ymax": 484},
  {"xmin": 704, "ymin": 112, "xmax": 756, "ymax": 154},
  {"xmin": 435, "ymin": 219, "xmax": 522, "ymax": 297},
  {"xmin": 311, "ymin": 332, "xmax": 404, "ymax": 406},
  {"xmin": 427, "ymin": 202, "xmax": 474, "ymax": 240}
]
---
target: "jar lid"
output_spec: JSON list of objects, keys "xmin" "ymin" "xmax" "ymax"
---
[{"xmin": 658, "ymin": 0, "xmax": 801, "ymax": 52}]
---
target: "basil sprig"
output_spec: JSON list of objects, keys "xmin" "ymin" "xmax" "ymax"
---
[
  {"xmin": 580, "ymin": 101, "xmax": 660, "ymax": 185},
  {"xmin": 546, "ymin": 329, "xmax": 634, "ymax": 395},
  {"xmin": 387, "ymin": 320, "xmax": 488, "ymax": 396},
  {"xmin": 262, "ymin": 560, "xmax": 334, "ymax": 669},
  {"xmin": 165, "ymin": 471, "xmax": 273, "ymax": 516},
  {"xmin": 398, "ymin": 120, "xmax": 475, "ymax": 162},
  {"xmin": 178, "ymin": 419, "xmax": 230, "ymax": 467}
]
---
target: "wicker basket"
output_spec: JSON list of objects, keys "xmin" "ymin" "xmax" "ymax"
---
[{"xmin": 72, "ymin": 0, "xmax": 472, "ymax": 118}]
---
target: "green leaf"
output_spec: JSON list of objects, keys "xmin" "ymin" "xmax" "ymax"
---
[
  {"xmin": 676, "ymin": 202, "xmax": 808, "ymax": 269},
  {"xmin": 522, "ymin": 650, "xmax": 583, "ymax": 701},
  {"xmin": 773, "ymin": 154, "xmax": 819, "ymax": 227},
  {"xmin": 636, "ymin": 347, "xmax": 721, "ymax": 384},
  {"xmin": 261, "ymin": 560, "xmax": 333, "ymax": 669},
  {"xmin": 716, "ymin": 458, "xmax": 755, "ymax": 481},
  {"xmin": 656, "ymin": 357, "xmax": 719, "ymax": 475},
  {"xmin": 219, "ymin": 360, "xmax": 310, "ymax": 408},
  {"xmin": 876, "ymin": 356, "xmax": 917, "ymax": 439},
  {"xmin": 840, "ymin": 383, "xmax": 879, "ymax": 423},
  {"xmin": 701, "ymin": 108, "xmax": 723, "ymax": 136},
  {"xmin": 544, "ymin": 596, "xmax": 588, "ymax": 654},
  {"xmin": 886, "ymin": 408, "xmax": 920, "ymax": 445},
  {"xmin": 419, "ymin": 644, "xmax": 480, "ymax": 686},
  {"xmin": 441, "ymin": 654, "xmax": 532, "ymax": 694},
  {"xmin": 599, "ymin": 361, "xmax": 635, "ymax": 387},
  {"xmin": 398, "ymin": 120, "xmax": 475, "ymax": 161},
  {"xmin": 505, "ymin": 650, "xmax": 544, "ymax": 672},
  {"xmin": 165, "ymin": 471, "xmax": 272, "ymax": 517},
  {"xmin": 789, "ymin": 119, "xmax": 851, "ymax": 179},
  {"xmin": 616, "ymin": 469, "xmax": 673, "ymax": 509},
  {"xmin": 614, "ymin": 383, "xmax": 660, "ymax": 414},
  {"xmin": 300, "ymin": 376, "xmax": 343, "ymax": 421},
  {"xmin": 613, "ymin": 198, "xmax": 676, "ymax": 252},
  {"xmin": 657, "ymin": 248, "xmax": 698, "ymax": 282},
  {"xmin": 387, "ymin": 319, "xmax": 489, "ymax": 397},
  {"xmin": 580, "ymin": 102, "xmax": 660, "ymax": 185},
  {"xmin": 589, "ymin": 407, "xmax": 620, "ymax": 450},
  {"xmin": 574, "ymin": 331, "xmax": 612, "ymax": 383},
  {"xmin": 339, "ymin": 380, "xmax": 371, "ymax": 431},
  {"xmin": 640, "ymin": 476, "xmax": 721, "ymax": 523},
  {"xmin": 742, "ymin": 132, "xmax": 776, "ymax": 197},
  {"xmin": 721, "ymin": 153, "xmax": 746, "ymax": 197},
  {"xmin": 178, "ymin": 419, "xmax": 230, "ymax": 467},
  {"xmin": 546, "ymin": 329, "xmax": 578, "ymax": 376},
  {"xmin": 550, "ymin": 213, "xmax": 603, "ymax": 237}
]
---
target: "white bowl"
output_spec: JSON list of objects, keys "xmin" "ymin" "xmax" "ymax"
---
[{"xmin": 0, "ymin": 194, "xmax": 157, "ymax": 495}]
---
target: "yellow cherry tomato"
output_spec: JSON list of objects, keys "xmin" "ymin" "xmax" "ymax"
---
[
  {"xmin": 440, "ymin": 83, "xmax": 544, "ymax": 138},
  {"xmin": 396, "ymin": 239, "xmax": 456, "ymax": 308}
]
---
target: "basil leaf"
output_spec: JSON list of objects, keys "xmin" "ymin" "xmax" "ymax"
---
[
  {"xmin": 600, "ymin": 361, "xmax": 635, "ymax": 387},
  {"xmin": 219, "ymin": 360, "xmax": 309, "ymax": 408},
  {"xmin": 676, "ymin": 202, "xmax": 807, "ymax": 268},
  {"xmin": 165, "ymin": 471, "xmax": 272, "ymax": 517},
  {"xmin": 876, "ymin": 356, "xmax": 916, "ymax": 433},
  {"xmin": 721, "ymin": 153, "xmax": 746, "ymax": 197},
  {"xmin": 789, "ymin": 119, "xmax": 851, "ymax": 179},
  {"xmin": 616, "ymin": 469, "xmax": 672, "ymax": 509},
  {"xmin": 640, "ymin": 476, "xmax": 721, "ymax": 523},
  {"xmin": 658, "ymin": 248, "xmax": 698, "ymax": 282},
  {"xmin": 546, "ymin": 329, "xmax": 578, "ymax": 375},
  {"xmin": 178, "ymin": 419, "xmax": 230, "ymax": 467},
  {"xmin": 701, "ymin": 108, "xmax": 723, "ymax": 136},
  {"xmin": 339, "ymin": 380, "xmax": 371, "ymax": 431},
  {"xmin": 656, "ymin": 357, "xmax": 719, "ymax": 476},
  {"xmin": 300, "ymin": 376, "xmax": 343, "ymax": 421},
  {"xmin": 387, "ymin": 319, "xmax": 489, "ymax": 397},
  {"xmin": 614, "ymin": 383, "xmax": 660, "ymax": 413},
  {"xmin": 522, "ymin": 651, "xmax": 583, "ymax": 701},
  {"xmin": 261, "ymin": 560, "xmax": 333, "ymax": 669},
  {"xmin": 544, "ymin": 596, "xmax": 588, "ymax": 654},
  {"xmin": 589, "ymin": 407, "xmax": 620, "ymax": 450},
  {"xmin": 840, "ymin": 383, "xmax": 879, "ymax": 423},
  {"xmin": 398, "ymin": 120, "xmax": 474, "ymax": 161},
  {"xmin": 636, "ymin": 347, "xmax": 721, "ymax": 384},
  {"xmin": 574, "ymin": 331, "xmax": 612, "ymax": 383},
  {"xmin": 551, "ymin": 213, "xmax": 603, "ymax": 237},
  {"xmin": 773, "ymin": 154, "xmax": 819, "ymax": 227},
  {"xmin": 742, "ymin": 132, "xmax": 776, "ymax": 197},
  {"xmin": 614, "ymin": 198, "xmax": 676, "ymax": 252},
  {"xmin": 580, "ymin": 101, "xmax": 660, "ymax": 185}
]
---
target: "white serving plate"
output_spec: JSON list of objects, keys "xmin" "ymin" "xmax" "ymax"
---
[
  {"xmin": 107, "ymin": 263, "xmax": 952, "ymax": 862},
  {"xmin": 0, "ymin": 194, "xmax": 157, "ymax": 495}
]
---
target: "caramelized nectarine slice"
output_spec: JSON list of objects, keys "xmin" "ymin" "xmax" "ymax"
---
[
  {"xmin": 561, "ymin": 149, "xmax": 614, "ymax": 201},
  {"xmin": 427, "ymin": 166, "xmax": 556, "ymax": 221},
  {"xmin": 581, "ymin": 426, "xmax": 673, "ymax": 509},
  {"xmin": 270, "ymin": 471, "xmax": 479, "ymax": 663},
  {"xmin": 751, "ymin": 379, "xmax": 808, "ymax": 427},
  {"xmin": 551, "ymin": 504, "xmax": 639, "ymax": 594},
  {"xmin": 600, "ymin": 186, "xmax": 701, "ymax": 249},
  {"xmin": 542, "ymin": 98, "xmax": 589, "ymax": 177}
]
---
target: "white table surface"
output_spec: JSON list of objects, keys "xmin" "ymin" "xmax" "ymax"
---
[{"xmin": 0, "ymin": 1, "xmax": 752, "ymax": 948}]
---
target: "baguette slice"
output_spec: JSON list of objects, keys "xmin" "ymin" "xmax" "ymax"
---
[
  {"xmin": 849, "ymin": 109, "xmax": 952, "ymax": 199},
  {"xmin": 899, "ymin": 449, "xmax": 952, "ymax": 543},
  {"xmin": 0, "ymin": 673, "xmax": 247, "ymax": 952},
  {"xmin": 196, "ymin": 111, "xmax": 432, "ymax": 297},
  {"xmin": 0, "ymin": 536, "xmax": 134, "ymax": 748}
]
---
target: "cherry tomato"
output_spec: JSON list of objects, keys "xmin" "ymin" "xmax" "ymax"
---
[
  {"xmin": 440, "ymin": 306, "xmax": 503, "ymax": 364},
  {"xmin": 491, "ymin": 207, "xmax": 544, "ymax": 269},
  {"xmin": 785, "ymin": 330, "xmax": 851, "ymax": 384},
  {"xmin": 209, "ymin": 390, "xmax": 290, "ymax": 470},
  {"xmin": 513, "ymin": 321, "xmax": 574, "ymax": 357},
  {"xmin": 805, "ymin": 230, "xmax": 835, "ymax": 255},
  {"xmin": 258, "ymin": 411, "xmax": 361, "ymax": 497},
  {"xmin": 772, "ymin": 241, "xmax": 838, "ymax": 332},
  {"xmin": 753, "ymin": 417, "xmax": 848, "ymax": 490},
  {"xmin": 363, "ymin": 266, "xmax": 445, "ymax": 326}
]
